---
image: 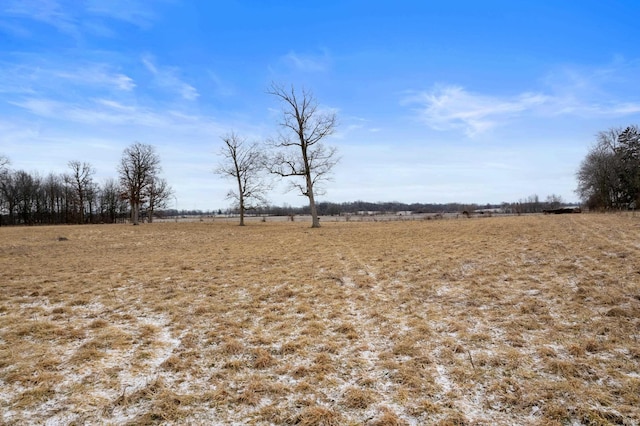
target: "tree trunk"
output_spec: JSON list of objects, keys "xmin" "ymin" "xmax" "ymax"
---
[
  {"xmin": 237, "ymin": 175, "xmax": 245, "ymax": 226},
  {"xmin": 239, "ymin": 196, "xmax": 245, "ymax": 226},
  {"xmin": 132, "ymin": 202, "xmax": 140, "ymax": 225},
  {"xmin": 306, "ymin": 172, "xmax": 320, "ymax": 228}
]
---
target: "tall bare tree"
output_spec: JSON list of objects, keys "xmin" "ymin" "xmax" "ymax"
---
[
  {"xmin": 215, "ymin": 132, "xmax": 269, "ymax": 226},
  {"xmin": 118, "ymin": 142, "xmax": 161, "ymax": 225},
  {"xmin": 67, "ymin": 160, "xmax": 95, "ymax": 224},
  {"xmin": 267, "ymin": 84, "xmax": 338, "ymax": 228},
  {"xmin": 146, "ymin": 176, "xmax": 173, "ymax": 223}
]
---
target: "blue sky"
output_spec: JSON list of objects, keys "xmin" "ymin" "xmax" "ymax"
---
[{"xmin": 2, "ymin": 1, "xmax": 640, "ymax": 210}]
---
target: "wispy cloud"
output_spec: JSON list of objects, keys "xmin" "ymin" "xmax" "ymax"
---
[
  {"xmin": 55, "ymin": 65, "xmax": 136, "ymax": 91},
  {"xmin": 2, "ymin": 0, "xmax": 79, "ymax": 36},
  {"xmin": 8, "ymin": 95, "xmax": 231, "ymax": 139},
  {"xmin": 10, "ymin": 97, "xmax": 183, "ymax": 128},
  {"xmin": 406, "ymin": 76, "xmax": 640, "ymax": 137},
  {"xmin": 282, "ymin": 50, "xmax": 331, "ymax": 72},
  {"xmin": 405, "ymin": 85, "xmax": 549, "ymax": 136},
  {"xmin": 0, "ymin": 0, "xmax": 164, "ymax": 40},
  {"xmin": 142, "ymin": 55, "xmax": 199, "ymax": 101},
  {"xmin": 85, "ymin": 0, "xmax": 160, "ymax": 28},
  {"xmin": 0, "ymin": 60, "xmax": 135, "ymax": 95}
]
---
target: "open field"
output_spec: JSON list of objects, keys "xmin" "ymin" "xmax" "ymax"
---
[{"xmin": 1, "ymin": 214, "xmax": 639, "ymax": 425}]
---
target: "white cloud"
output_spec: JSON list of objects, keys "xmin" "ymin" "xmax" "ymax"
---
[
  {"xmin": 142, "ymin": 55, "xmax": 199, "ymax": 101},
  {"xmin": 405, "ymin": 85, "xmax": 548, "ymax": 136},
  {"xmin": 406, "ymin": 78, "xmax": 640, "ymax": 137}
]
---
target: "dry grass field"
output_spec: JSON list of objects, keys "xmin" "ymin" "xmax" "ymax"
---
[{"xmin": 1, "ymin": 214, "xmax": 639, "ymax": 425}]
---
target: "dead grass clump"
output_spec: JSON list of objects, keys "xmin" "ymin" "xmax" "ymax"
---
[
  {"xmin": 219, "ymin": 338, "xmax": 244, "ymax": 355},
  {"xmin": 137, "ymin": 323, "xmax": 160, "ymax": 341},
  {"xmin": 95, "ymin": 327, "xmax": 134, "ymax": 350},
  {"xmin": 160, "ymin": 355, "xmax": 182, "ymax": 371},
  {"xmin": 68, "ymin": 297, "xmax": 91, "ymax": 306},
  {"xmin": 292, "ymin": 364, "xmax": 310, "ymax": 378},
  {"xmin": 341, "ymin": 386, "xmax": 377, "ymax": 409},
  {"xmin": 205, "ymin": 387, "xmax": 230, "ymax": 405},
  {"xmin": 318, "ymin": 341, "xmax": 341, "ymax": 354},
  {"xmin": 236, "ymin": 379, "xmax": 268, "ymax": 406},
  {"xmin": 126, "ymin": 388, "xmax": 192, "ymax": 425},
  {"xmin": 334, "ymin": 322, "xmax": 359, "ymax": 340},
  {"xmin": 583, "ymin": 337, "xmax": 604, "ymax": 353},
  {"xmin": 392, "ymin": 338, "xmax": 420, "ymax": 357},
  {"xmin": 567, "ymin": 343, "xmax": 586, "ymax": 357},
  {"xmin": 409, "ymin": 399, "xmax": 441, "ymax": 415},
  {"xmin": 368, "ymin": 407, "xmax": 409, "ymax": 426},
  {"xmin": 536, "ymin": 346, "xmax": 557, "ymax": 358},
  {"xmin": 89, "ymin": 318, "xmax": 109, "ymax": 329},
  {"xmin": 576, "ymin": 407, "xmax": 627, "ymax": 426},
  {"xmin": 605, "ymin": 307, "xmax": 631, "ymax": 317},
  {"xmin": 223, "ymin": 359, "xmax": 245, "ymax": 371},
  {"xmin": 303, "ymin": 320, "xmax": 326, "ymax": 337},
  {"xmin": 12, "ymin": 320, "xmax": 60, "ymax": 340},
  {"xmin": 71, "ymin": 342, "xmax": 105, "ymax": 362},
  {"xmin": 258, "ymin": 403, "xmax": 289, "ymax": 423},
  {"xmin": 542, "ymin": 403, "xmax": 570, "ymax": 423},
  {"xmin": 289, "ymin": 405, "xmax": 343, "ymax": 426},
  {"xmin": 544, "ymin": 359, "xmax": 596, "ymax": 380},
  {"xmin": 279, "ymin": 339, "xmax": 303, "ymax": 355},
  {"xmin": 436, "ymin": 412, "xmax": 468, "ymax": 426},
  {"xmin": 12, "ymin": 384, "xmax": 56, "ymax": 409},
  {"xmin": 393, "ymin": 365, "xmax": 428, "ymax": 390},
  {"xmin": 253, "ymin": 348, "xmax": 276, "ymax": 369}
]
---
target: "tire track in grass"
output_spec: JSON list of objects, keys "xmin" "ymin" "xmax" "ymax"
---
[{"xmin": 330, "ymin": 236, "xmax": 420, "ymax": 425}]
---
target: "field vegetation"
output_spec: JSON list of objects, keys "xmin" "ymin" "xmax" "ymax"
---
[{"xmin": 1, "ymin": 214, "xmax": 639, "ymax": 425}]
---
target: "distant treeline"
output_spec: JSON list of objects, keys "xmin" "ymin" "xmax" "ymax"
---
[
  {"xmin": 0, "ymin": 153, "xmax": 572, "ymax": 226},
  {"xmin": 0, "ymin": 169, "xmax": 128, "ymax": 226},
  {"xmin": 162, "ymin": 194, "xmax": 572, "ymax": 218}
]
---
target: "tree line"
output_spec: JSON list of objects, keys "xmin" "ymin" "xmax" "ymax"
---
[
  {"xmin": 203, "ymin": 194, "xmax": 567, "ymax": 217},
  {"xmin": 9, "ymin": 86, "xmax": 625, "ymax": 227},
  {"xmin": 576, "ymin": 125, "xmax": 640, "ymax": 210},
  {"xmin": 0, "ymin": 143, "xmax": 172, "ymax": 226},
  {"xmin": 0, "ymin": 83, "xmax": 336, "ymax": 227}
]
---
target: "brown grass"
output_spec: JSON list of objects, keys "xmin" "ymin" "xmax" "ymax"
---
[{"xmin": 1, "ymin": 213, "xmax": 639, "ymax": 424}]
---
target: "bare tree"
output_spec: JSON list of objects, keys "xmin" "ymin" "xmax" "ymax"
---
[
  {"xmin": 0, "ymin": 155, "xmax": 10, "ymax": 226},
  {"xmin": 215, "ymin": 132, "xmax": 269, "ymax": 226},
  {"xmin": 118, "ymin": 142, "xmax": 161, "ymax": 225},
  {"xmin": 0, "ymin": 155, "xmax": 9, "ymax": 172},
  {"xmin": 544, "ymin": 194, "xmax": 564, "ymax": 210},
  {"xmin": 100, "ymin": 178, "xmax": 123, "ymax": 223},
  {"xmin": 267, "ymin": 84, "xmax": 338, "ymax": 228},
  {"xmin": 146, "ymin": 176, "xmax": 173, "ymax": 223},
  {"xmin": 67, "ymin": 160, "xmax": 95, "ymax": 224}
]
